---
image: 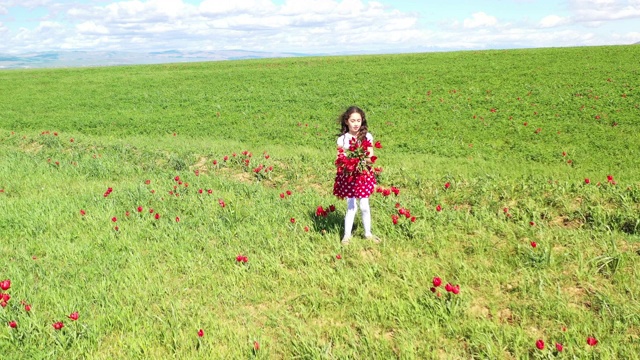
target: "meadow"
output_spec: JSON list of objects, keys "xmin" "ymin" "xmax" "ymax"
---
[{"xmin": 0, "ymin": 45, "xmax": 639, "ymax": 359}]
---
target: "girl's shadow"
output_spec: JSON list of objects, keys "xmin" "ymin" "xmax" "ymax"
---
[{"xmin": 309, "ymin": 209, "xmax": 343, "ymax": 234}]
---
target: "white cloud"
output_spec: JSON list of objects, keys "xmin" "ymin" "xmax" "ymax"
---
[
  {"xmin": 539, "ymin": 15, "xmax": 570, "ymax": 28},
  {"xmin": 76, "ymin": 21, "xmax": 109, "ymax": 35},
  {"xmin": 0, "ymin": 0, "xmax": 638, "ymax": 55},
  {"xmin": 463, "ymin": 12, "xmax": 498, "ymax": 29},
  {"xmin": 568, "ymin": 0, "xmax": 640, "ymax": 22}
]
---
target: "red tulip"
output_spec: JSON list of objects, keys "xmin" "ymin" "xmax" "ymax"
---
[
  {"xmin": 444, "ymin": 182, "xmax": 450, "ymax": 189},
  {"xmin": 286, "ymin": 190, "xmax": 292, "ymax": 196},
  {"xmin": 53, "ymin": 321, "xmax": 64, "ymax": 330},
  {"xmin": 175, "ymin": 217, "xmax": 180, "ymax": 222},
  {"xmin": 8, "ymin": 321, "xmax": 17, "ymax": 328},
  {"xmin": 452, "ymin": 285, "xmax": 460, "ymax": 294},
  {"xmin": 290, "ymin": 218, "xmax": 295, "ymax": 224},
  {"xmin": 374, "ymin": 141, "xmax": 382, "ymax": 149},
  {"xmin": 432, "ymin": 277, "xmax": 442, "ymax": 287},
  {"xmin": 555, "ymin": 343, "xmax": 563, "ymax": 352},
  {"xmin": 111, "ymin": 217, "xmax": 117, "ymax": 222},
  {"xmin": 154, "ymin": 213, "xmax": 160, "ymax": 220},
  {"xmin": 585, "ymin": 178, "xmax": 591, "ymax": 184},
  {"xmin": 254, "ymin": 341, "xmax": 260, "ymax": 351},
  {"xmin": 445, "ymin": 283, "xmax": 453, "ymax": 292},
  {"xmin": 536, "ymin": 339, "xmax": 545, "ymax": 350},
  {"xmin": 25, "ymin": 304, "xmax": 31, "ymax": 312},
  {"xmin": 436, "ymin": 204, "xmax": 442, "ymax": 212},
  {"xmin": 531, "ymin": 241, "xmax": 537, "ymax": 248},
  {"xmin": 198, "ymin": 329, "xmax": 204, "ymax": 337},
  {"xmin": 68, "ymin": 312, "xmax": 79, "ymax": 321},
  {"xmin": 336, "ymin": 254, "xmax": 342, "ymax": 260},
  {"xmin": 304, "ymin": 226, "xmax": 309, "ymax": 232},
  {"xmin": 80, "ymin": 209, "xmax": 86, "ymax": 216},
  {"xmin": 137, "ymin": 206, "xmax": 143, "ymax": 212},
  {"xmin": 279, "ymin": 193, "xmax": 285, "ymax": 198},
  {"xmin": 586, "ymin": 336, "xmax": 598, "ymax": 346}
]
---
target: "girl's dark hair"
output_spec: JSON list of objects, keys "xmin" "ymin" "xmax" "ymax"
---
[{"xmin": 337, "ymin": 106, "xmax": 369, "ymax": 142}]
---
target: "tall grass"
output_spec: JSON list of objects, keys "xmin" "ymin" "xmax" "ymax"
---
[{"xmin": 0, "ymin": 45, "xmax": 639, "ymax": 359}]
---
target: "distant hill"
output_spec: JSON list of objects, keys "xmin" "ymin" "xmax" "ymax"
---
[{"xmin": 0, "ymin": 50, "xmax": 310, "ymax": 70}]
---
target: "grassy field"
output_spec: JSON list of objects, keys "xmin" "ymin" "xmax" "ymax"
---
[{"xmin": 1, "ymin": 45, "xmax": 639, "ymax": 359}]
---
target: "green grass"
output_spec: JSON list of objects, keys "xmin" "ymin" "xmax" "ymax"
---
[{"xmin": 1, "ymin": 45, "xmax": 639, "ymax": 359}]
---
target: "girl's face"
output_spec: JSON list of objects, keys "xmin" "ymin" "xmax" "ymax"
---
[{"xmin": 346, "ymin": 112, "xmax": 362, "ymax": 135}]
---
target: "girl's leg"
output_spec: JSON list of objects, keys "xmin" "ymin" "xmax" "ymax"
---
[
  {"xmin": 343, "ymin": 197, "xmax": 357, "ymax": 241},
  {"xmin": 361, "ymin": 197, "xmax": 380, "ymax": 243},
  {"xmin": 360, "ymin": 197, "xmax": 372, "ymax": 237}
]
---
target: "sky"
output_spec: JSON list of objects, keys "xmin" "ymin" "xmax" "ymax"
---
[{"xmin": 1, "ymin": 0, "xmax": 639, "ymax": 55}]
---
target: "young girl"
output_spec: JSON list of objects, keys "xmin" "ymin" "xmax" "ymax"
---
[{"xmin": 333, "ymin": 106, "xmax": 381, "ymax": 245}]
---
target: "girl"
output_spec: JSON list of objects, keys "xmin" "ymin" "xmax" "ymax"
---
[{"xmin": 333, "ymin": 106, "xmax": 381, "ymax": 245}]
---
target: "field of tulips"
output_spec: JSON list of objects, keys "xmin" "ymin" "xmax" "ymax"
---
[{"xmin": 1, "ymin": 45, "xmax": 639, "ymax": 358}]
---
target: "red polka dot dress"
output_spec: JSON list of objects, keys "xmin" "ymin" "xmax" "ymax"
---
[{"xmin": 333, "ymin": 133, "xmax": 377, "ymax": 199}]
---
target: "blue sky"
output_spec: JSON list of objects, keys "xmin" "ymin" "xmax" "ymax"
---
[{"xmin": 1, "ymin": 0, "xmax": 638, "ymax": 54}]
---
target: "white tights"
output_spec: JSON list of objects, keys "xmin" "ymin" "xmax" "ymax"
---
[{"xmin": 344, "ymin": 197, "xmax": 372, "ymax": 238}]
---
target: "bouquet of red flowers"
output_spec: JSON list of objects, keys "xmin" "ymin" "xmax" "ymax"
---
[{"xmin": 335, "ymin": 137, "xmax": 380, "ymax": 181}]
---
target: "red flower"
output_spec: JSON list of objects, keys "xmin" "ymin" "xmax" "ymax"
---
[
  {"xmin": 149, "ymin": 208, "xmax": 154, "ymax": 214},
  {"xmin": 391, "ymin": 186, "xmax": 400, "ymax": 196},
  {"xmin": 68, "ymin": 312, "xmax": 79, "ymax": 321},
  {"xmin": 536, "ymin": 339, "xmax": 545, "ymax": 350},
  {"xmin": 555, "ymin": 343, "xmax": 563, "ymax": 352},
  {"xmin": 175, "ymin": 217, "xmax": 180, "ymax": 222},
  {"xmin": 529, "ymin": 221, "xmax": 535, "ymax": 226},
  {"xmin": 25, "ymin": 304, "xmax": 31, "ymax": 312},
  {"xmin": 53, "ymin": 321, "xmax": 64, "ymax": 330},
  {"xmin": 531, "ymin": 241, "xmax": 537, "ymax": 248},
  {"xmin": 452, "ymin": 285, "xmax": 460, "ymax": 294},
  {"xmin": 111, "ymin": 217, "xmax": 117, "ymax": 222},
  {"xmin": 279, "ymin": 193, "xmax": 285, "ymax": 198},
  {"xmin": 370, "ymin": 156, "xmax": 378, "ymax": 164},
  {"xmin": 315, "ymin": 206, "xmax": 327, "ymax": 217},
  {"xmin": 444, "ymin": 182, "xmax": 450, "ymax": 189},
  {"xmin": 436, "ymin": 204, "xmax": 442, "ymax": 212},
  {"xmin": 174, "ymin": 176, "xmax": 180, "ymax": 182},
  {"xmin": 137, "ymin": 206, "xmax": 143, "ymax": 212},
  {"xmin": 8, "ymin": 320, "xmax": 17, "ymax": 328},
  {"xmin": 286, "ymin": 190, "xmax": 292, "ymax": 196},
  {"xmin": 607, "ymin": 174, "xmax": 614, "ymax": 183},
  {"xmin": 114, "ymin": 226, "xmax": 119, "ymax": 231},
  {"xmin": 213, "ymin": 160, "xmax": 218, "ymax": 165},
  {"xmin": 253, "ymin": 341, "xmax": 260, "ymax": 351},
  {"xmin": 236, "ymin": 254, "xmax": 248, "ymax": 263},
  {"xmin": 382, "ymin": 189, "xmax": 391, "ymax": 197},
  {"xmin": 410, "ymin": 216, "xmax": 416, "ymax": 222},
  {"xmin": 585, "ymin": 178, "xmax": 591, "ymax": 184},
  {"xmin": 198, "ymin": 329, "xmax": 204, "ymax": 337},
  {"xmin": 391, "ymin": 215, "xmax": 399, "ymax": 225},
  {"xmin": 154, "ymin": 213, "xmax": 160, "ymax": 220},
  {"xmin": 329, "ymin": 204, "xmax": 336, "ymax": 212},
  {"xmin": 304, "ymin": 226, "xmax": 309, "ymax": 232},
  {"xmin": 1, "ymin": 293, "xmax": 9, "ymax": 302},
  {"xmin": 586, "ymin": 336, "xmax": 598, "ymax": 346},
  {"xmin": 374, "ymin": 141, "xmax": 382, "ymax": 149},
  {"xmin": 80, "ymin": 209, "xmax": 86, "ymax": 216},
  {"xmin": 290, "ymin": 218, "xmax": 296, "ymax": 224},
  {"xmin": 432, "ymin": 277, "xmax": 442, "ymax": 287},
  {"xmin": 336, "ymin": 254, "xmax": 342, "ymax": 260},
  {"xmin": 207, "ymin": 189, "xmax": 213, "ymax": 194},
  {"xmin": 445, "ymin": 283, "xmax": 453, "ymax": 292},
  {"xmin": 223, "ymin": 155, "xmax": 229, "ymax": 161},
  {"xmin": 218, "ymin": 199, "xmax": 226, "ymax": 207}
]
